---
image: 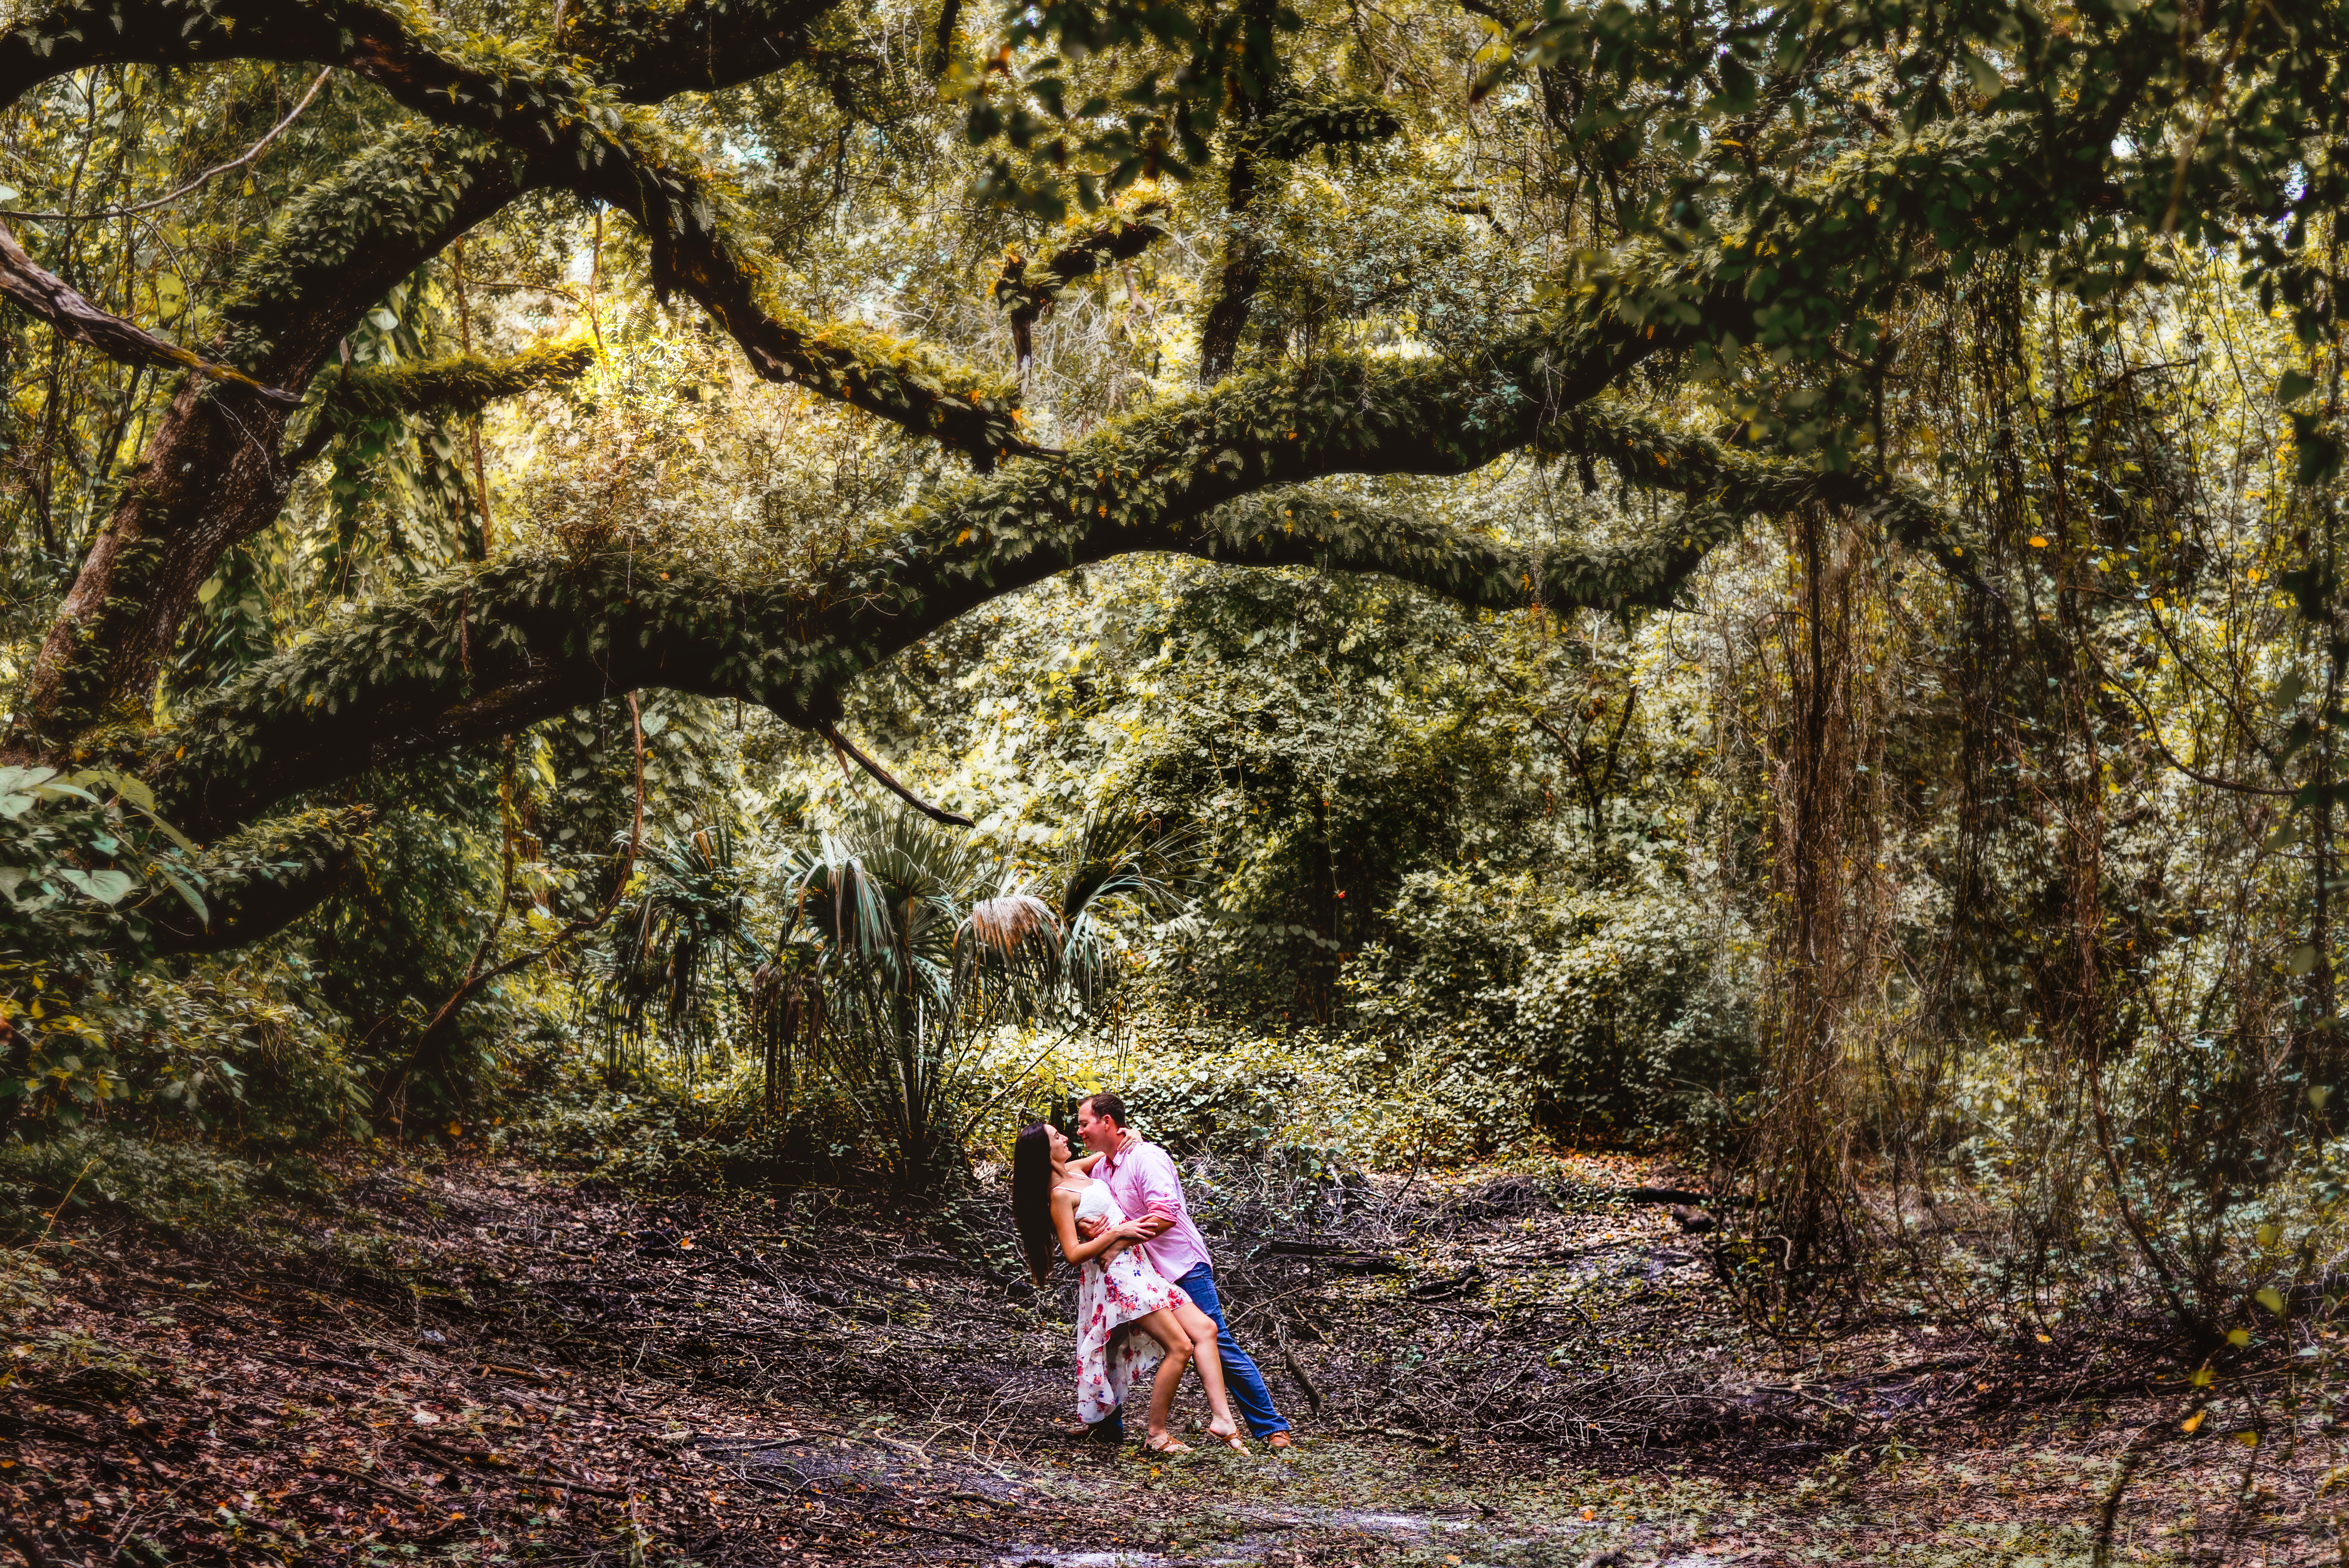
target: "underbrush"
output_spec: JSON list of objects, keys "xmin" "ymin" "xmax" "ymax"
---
[
  {"xmin": 485, "ymin": 1043, "xmax": 883, "ymax": 1193},
  {"xmin": 0, "ymin": 1123, "xmax": 338, "ymax": 1237},
  {"xmin": 960, "ymin": 1013, "xmax": 1600, "ymax": 1177}
]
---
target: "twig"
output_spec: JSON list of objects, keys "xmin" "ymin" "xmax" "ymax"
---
[
  {"xmin": 2091, "ymin": 650, "xmax": 2294, "ymax": 797},
  {"xmin": 1324, "ymin": 1424, "xmax": 1448, "ymax": 1448},
  {"xmin": 534, "ymin": 1473, "xmax": 632, "ymax": 1500},
  {"xmin": 1275, "ymin": 1321, "xmax": 1326, "ymax": 1419},
  {"xmin": 311, "ymin": 1460, "xmax": 444, "ymax": 1512},
  {"xmin": 35, "ymin": 1157, "xmax": 97, "ymax": 1242},
  {"xmin": 3, "ymin": 70, "xmax": 333, "ymax": 224},
  {"xmin": 406, "ymin": 1434, "xmax": 525, "ymax": 1471},
  {"xmin": 818, "ymin": 723, "xmax": 975, "ymax": 827},
  {"xmin": 870, "ymin": 1515, "xmax": 1001, "ymax": 1548},
  {"xmin": 1745, "ymin": 1383, "xmax": 1878, "ymax": 1429}
]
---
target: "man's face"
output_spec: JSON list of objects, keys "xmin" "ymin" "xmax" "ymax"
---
[{"xmin": 1075, "ymin": 1101, "xmax": 1121, "ymax": 1155}]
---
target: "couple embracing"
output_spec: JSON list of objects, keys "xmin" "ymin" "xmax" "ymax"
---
[{"xmin": 1011, "ymin": 1094, "xmax": 1294, "ymax": 1455}]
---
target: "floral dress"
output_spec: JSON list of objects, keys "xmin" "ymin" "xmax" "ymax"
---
[{"xmin": 1068, "ymin": 1180, "xmax": 1191, "ymax": 1425}]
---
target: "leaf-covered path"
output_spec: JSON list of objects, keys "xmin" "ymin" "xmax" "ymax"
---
[{"xmin": 3, "ymin": 1153, "xmax": 2328, "ymax": 1565}]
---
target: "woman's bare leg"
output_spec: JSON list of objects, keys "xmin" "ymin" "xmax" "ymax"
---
[
  {"xmin": 1132, "ymin": 1309, "xmax": 1194, "ymax": 1439},
  {"xmin": 1170, "ymin": 1301, "xmax": 1240, "ymax": 1434}
]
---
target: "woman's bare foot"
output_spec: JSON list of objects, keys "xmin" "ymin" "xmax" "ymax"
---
[
  {"xmin": 1142, "ymin": 1430, "xmax": 1192, "ymax": 1455},
  {"xmin": 1207, "ymin": 1417, "xmax": 1248, "ymax": 1453}
]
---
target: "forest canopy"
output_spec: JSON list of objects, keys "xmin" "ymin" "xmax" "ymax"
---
[{"xmin": 0, "ymin": 0, "xmax": 2344, "ymax": 1348}]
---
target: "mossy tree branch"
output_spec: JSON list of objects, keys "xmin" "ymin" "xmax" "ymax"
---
[
  {"xmin": 0, "ymin": 0, "xmax": 836, "ymax": 112},
  {"xmin": 141, "ymin": 329, "xmax": 1963, "ymax": 842},
  {"xmin": 286, "ymin": 334, "xmax": 598, "ymax": 468},
  {"xmin": 0, "ymin": 219, "xmax": 298, "ymax": 402},
  {"xmin": 1249, "ymin": 94, "xmax": 1402, "ymax": 162},
  {"xmin": 993, "ymin": 200, "xmax": 1170, "ymax": 367},
  {"xmin": 136, "ymin": 808, "xmax": 374, "ymax": 958}
]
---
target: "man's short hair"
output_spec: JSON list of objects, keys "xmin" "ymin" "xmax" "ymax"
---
[{"xmin": 1079, "ymin": 1092, "xmax": 1130, "ymax": 1128}]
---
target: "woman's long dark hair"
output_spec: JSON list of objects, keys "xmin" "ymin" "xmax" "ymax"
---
[{"xmin": 1011, "ymin": 1122, "xmax": 1060, "ymax": 1285}]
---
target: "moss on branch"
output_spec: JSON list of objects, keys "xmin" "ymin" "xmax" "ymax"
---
[
  {"xmin": 138, "ymin": 807, "xmax": 373, "ymax": 957},
  {"xmin": 0, "ymin": 220, "xmax": 298, "ymax": 402},
  {"xmin": 1538, "ymin": 398, "xmax": 1978, "ymax": 581},
  {"xmin": 0, "ymin": 0, "xmax": 829, "ymax": 111},
  {"xmin": 146, "ymin": 325, "xmax": 1964, "ymax": 841},
  {"xmin": 561, "ymin": 0, "xmax": 835, "ymax": 101},
  {"xmin": 288, "ymin": 335, "xmax": 597, "ymax": 466},
  {"xmin": 323, "ymin": 336, "xmax": 597, "ymax": 424},
  {"xmin": 1249, "ymin": 94, "xmax": 1402, "ymax": 162},
  {"xmin": 994, "ymin": 201, "xmax": 1170, "ymax": 365},
  {"xmin": 216, "ymin": 122, "xmax": 534, "ymax": 378}
]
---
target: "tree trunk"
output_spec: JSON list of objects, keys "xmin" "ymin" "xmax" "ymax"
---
[
  {"xmin": 5, "ymin": 128, "xmax": 527, "ymax": 760},
  {"xmin": 11, "ymin": 383, "xmax": 296, "ymax": 746}
]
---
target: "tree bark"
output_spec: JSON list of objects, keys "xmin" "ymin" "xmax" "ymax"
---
[{"xmin": 5, "ymin": 130, "xmax": 528, "ymax": 753}]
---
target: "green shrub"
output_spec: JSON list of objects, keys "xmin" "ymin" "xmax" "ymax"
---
[
  {"xmin": 488, "ymin": 1046, "xmax": 878, "ymax": 1192},
  {"xmin": 1343, "ymin": 868, "xmax": 1755, "ymax": 1144},
  {"xmin": 0, "ymin": 1125, "xmax": 332, "ymax": 1234}
]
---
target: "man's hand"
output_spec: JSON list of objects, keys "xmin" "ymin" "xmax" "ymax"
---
[{"xmin": 1075, "ymin": 1213, "xmax": 1106, "ymax": 1240}]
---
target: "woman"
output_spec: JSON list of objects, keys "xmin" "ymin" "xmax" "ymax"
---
[{"xmin": 1011, "ymin": 1121, "xmax": 1248, "ymax": 1454}]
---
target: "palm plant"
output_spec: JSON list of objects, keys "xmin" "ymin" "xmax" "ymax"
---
[
  {"xmin": 1050, "ymin": 811, "xmax": 1202, "ymax": 1008},
  {"xmin": 777, "ymin": 802, "xmax": 1203, "ymax": 1188},
  {"xmin": 590, "ymin": 797, "xmax": 1199, "ymax": 1189},
  {"xmin": 773, "ymin": 801, "xmax": 996, "ymax": 1184},
  {"xmin": 586, "ymin": 823, "xmax": 763, "ymax": 1080}
]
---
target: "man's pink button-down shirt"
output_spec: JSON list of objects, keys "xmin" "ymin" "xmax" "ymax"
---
[{"xmin": 1096, "ymin": 1134, "xmax": 1213, "ymax": 1284}]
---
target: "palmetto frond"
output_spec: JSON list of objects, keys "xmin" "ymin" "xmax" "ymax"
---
[
  {"xmin": 585, "ymin": 822, "xmax": 762, "ymax": 1071},
  {"xmin": 1055, "ymin": 811, "xmax": 1202, "ymax": 1003},
  {"xmin": 962, "ymin": 888, "xmax": 1062, "ymax": 973},
  {"xmin": 589, "ymin": 794, "xmax": 1201, "ymax": 1188}
]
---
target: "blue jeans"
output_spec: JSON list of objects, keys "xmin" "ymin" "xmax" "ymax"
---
[{"xmin": 1173, "ymin": 1263, "xmax": 1290, "ymax": 1437}]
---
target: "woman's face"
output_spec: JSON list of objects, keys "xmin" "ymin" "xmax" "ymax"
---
[{"xmin": 1047, "ymin": 1124, "xmax": 1070, "ymax": 1162}]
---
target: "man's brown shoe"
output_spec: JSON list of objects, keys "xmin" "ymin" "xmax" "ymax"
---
[{"xmin": 1266, "ymin": 1431, "xmax": 1293, "ymax": 1450}]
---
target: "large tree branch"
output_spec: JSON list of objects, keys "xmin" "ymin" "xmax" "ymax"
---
[
  {"xmin": 562, "ymin": 0, "xmax": 839, "ymax": 101},
  {"xmin": 10, "ymin": 82, "xmax": 1008, "ymax": 747},
  {"xmin": 1538, "ymin": 398, "xmax": 1984, "ymax": 587},
  {"xmin": 304, "ymin": 17, "xmax": 1029, "ymax": 460},
  {"xmin": 0, "ymin": 0, "xmax": 835, "ymax": 112},
  {"xmin": 286, "ymin": 334, "xmax": 597, "ymax": 468},
  {"xmin": 0, "ymin": 219, "xmax": 297, "ymax": 402},
  {"xmin": 235, "ymin": 8, "xmax": 1024, "ymax": 452},
  {"xmin": 139, "ymin": 329, "xmax": 1967, "ymax": 840},
  {"xmin": 135, "ymin": 807, "xmax": 373, "ymax": 957}
]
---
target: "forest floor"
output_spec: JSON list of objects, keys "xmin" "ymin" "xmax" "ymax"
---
[{"xmin": 3, "ymin": 1146, "xmax": 2338, "ymax": 1566}]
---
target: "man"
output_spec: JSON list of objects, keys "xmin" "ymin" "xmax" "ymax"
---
[{"xmin": 1072, "ymin": 1092, "xmax": 1294, "ymax": 1450}]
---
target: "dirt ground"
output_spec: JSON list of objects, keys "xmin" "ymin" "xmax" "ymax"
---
[{"xmin": 2, "ymin": 1148, "xmax": 2339, "ymax": 1565}]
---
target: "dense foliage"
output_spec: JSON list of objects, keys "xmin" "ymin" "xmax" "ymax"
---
[{"xmin": 0, "ymin": 0, "xmax": 2344, "ymax": 1369}]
